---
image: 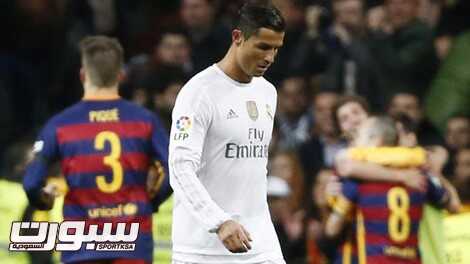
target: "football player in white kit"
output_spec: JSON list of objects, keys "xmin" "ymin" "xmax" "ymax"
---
[{"xmin": 168, "ymin": 1, "xmax": 286, "ymax": 263}]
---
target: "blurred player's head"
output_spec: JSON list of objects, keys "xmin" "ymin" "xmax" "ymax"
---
[
  {"xmin": 394, "ymin": 113, "xmax": 418, "ymax": 147},
  {"xmin": 354, "ymin": 116, "xmax": 398, "ymax": 147},
  {"xmin": 334, "ymin": 95, "xmax": 369, "ymax": 141},
  {"xmin": 79, "ymin": 36, "xmax": 124, "ymax": 89},
  {"xmin": 446, "ymin": 115, "xmax": 470, "ymax": 150},
  {"xmin": 231, "ymin": 0, "xmax": 286, "ymax": 78}
]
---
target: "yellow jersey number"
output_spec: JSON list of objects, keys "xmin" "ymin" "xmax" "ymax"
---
[
  {"xmin": 94, "ymin": 131, "xmax": 123, "ymax": 193},
  {"xmin": 387, "ymin": 187, "xmax": 411, "ymax": 242}
]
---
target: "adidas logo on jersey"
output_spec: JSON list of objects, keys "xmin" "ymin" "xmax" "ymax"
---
[{"xmin": 227, "ymin": 109, "xmax": 239, "ymax": 119}]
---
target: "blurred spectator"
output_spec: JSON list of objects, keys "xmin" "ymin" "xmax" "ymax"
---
[
  {"xmin": 441, "ymin": 115, "xmax": 470, "ymax": 176},
  {"xmin": 387, "ymin": 92, "xmax": 444, "ymax": 146},
  {"xmin": 0, "ymin": 79, "xmax": 13, "ymax": 164},
  {"xmin": 446, "ymin": 115, "xmax": 470, "ymax": 151},
  {"xmin": 265, "ymin": 0, "xmax": 306, "ymax": 85},
  {"xmin": 288, "ymin": 5, "xmax": 329, "ymax": 79},
  {"xmin": 0, "ymin": 141, "xmax": 32, "ymax": 263},
  {"xmin": 305, "ymin": 169, "xmax": 333, "ymax": 264},
  {"xmin": 153, "ymin": 29, "xmax": 193, "ymax": 73},
  {"xmin": 268, "ymin": 151, "xmax": 306, "ymax": 262},
  {"xmin": 151, "ymin": 78, "xmax": 185, "ymax": 130},
  {"xmin": 0, "ymin": 0, "xmax": 67, "ymax": 131},
  {"xmin": 368, "ymin": 0, "xmax": 438, "ymax": 99},
  {"xmin": 453, "ymin": 148, "xmax": 470, "ymax": 203},
  {"xmin": 445, "ymin": 115, "xmax": 470, "ymax": 175},
  {"xmin": 277, "ymin": 76, "xmax": 312, "ymax": 150},
  {"xmin": 266, "ymin": 175, "xmax": 306, "ymax": 263},
  {"xmin": 299, "ymin": 91, "xmax": 346, "ymax": 192},
  {"xmin": 426, "ymin": 31, "xmax": 470, "ymax": 132},
  {"xmin": 124, "ymin": 29, "xmax": 191, "ymax": 105},
  {"xmin": 270, "ymin": 151, "xmax": 305, "ymax": 212},
  {"xmin": 321, "ymin": 0, "xmax": 384, "ymax": 111},
  {"xmin": 180, "ymin": 0, "xmax": 231, "ymax": 72}
]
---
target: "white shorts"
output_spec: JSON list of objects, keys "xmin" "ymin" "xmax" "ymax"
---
[{"xmin": 172, "ymin": 259, "xmax": 286, "ymax": 264}]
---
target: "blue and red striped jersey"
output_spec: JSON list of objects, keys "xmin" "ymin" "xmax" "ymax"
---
[
  {"xmin": 341, "ymin": 176, "xmax": 447, "ymax": 264},
  {"xmin": 23, "ymin": 99, "xmax": 171, "ymax": 263}
]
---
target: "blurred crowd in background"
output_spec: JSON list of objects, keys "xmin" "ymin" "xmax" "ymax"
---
[{"xmin": 1, "ymin": 0, "xmax": 470, "ymax": 263}]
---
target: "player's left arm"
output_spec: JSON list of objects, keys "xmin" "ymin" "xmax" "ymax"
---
[
  {"xmin": 325, "ymin": 179, "xmax": 357, "ymax": 238},
  {"xmin": 148, "ymin": 114, "xmax": 173, "ymax": 212},
  {"xmin": 426, "ymin": 173, "xmax": 461, "ymax": 213},
  {"xmin": 23, "ymin": 122, "xmax": 59, "ymax": 210}
]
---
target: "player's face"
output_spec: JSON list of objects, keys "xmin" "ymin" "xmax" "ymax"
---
[
  {"xmin": 337, "ymin": 101, "xmax": 368, "ymax": 141},
  {"xmin": 236, "ymin": 28, "xmax": 284, "ymax": 77},
  {"xmin": 354, "ymin": 118, "xmax": 375, "ymax": 147}
]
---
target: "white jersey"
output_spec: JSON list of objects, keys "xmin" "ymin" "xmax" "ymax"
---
[{"xmin": 169, "ymin": 64, "xmax": 284, "ymax": 263}]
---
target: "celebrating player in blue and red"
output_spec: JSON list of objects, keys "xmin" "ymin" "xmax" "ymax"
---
[
  {"xmin": 326, "ymin": 116, "xmax": 458, "ymax": 264},
  {"xmin": 23, "ymin": 36, "xmax": 171, "ymax": 264}
]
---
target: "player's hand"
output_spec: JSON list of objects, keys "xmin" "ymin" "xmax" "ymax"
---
[
  {"xmin": 325, "ymin": 175, "xmax": 342, "ymax": 197},
  {"xmin": 217, "ymin": 220, "xmax": 252, "ymax": 253},
  {"xmin": 147, "ymin": 162, "xmax": 165, "ymax": 198},
  {"xmin": 396, "ymin": 169, "xmax": 427, "ymax": 192},
  {"xmin": 40, "ymin": 183, "xmax": 59, "ymax": 210}
]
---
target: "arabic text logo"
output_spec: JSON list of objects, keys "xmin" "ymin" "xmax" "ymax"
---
[{"xmin": 9, "ymin": 221, "xmax": 139, "ymax": 252}]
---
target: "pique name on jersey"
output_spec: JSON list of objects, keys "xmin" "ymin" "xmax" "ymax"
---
[{"xmin": 89, "ymin": 108, "xmax": 120, "ymax": 122}]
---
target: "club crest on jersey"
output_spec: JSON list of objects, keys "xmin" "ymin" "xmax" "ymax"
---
[
  {"xmin": 174, "ymin": 116, "xmax": 192, "ymax": 141},
  {"xmin": 246, "ymin": 101, "xmax": 258, "ymax": 121}
]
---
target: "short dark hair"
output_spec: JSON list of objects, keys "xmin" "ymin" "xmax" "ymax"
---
[
  {"xmin": 388, "ymin": 91, "xmax": 421, "ymax": 109},
  {"xmin": 79, "ymin": 36, "xmax": 124, "ymax": 87},
  {"xmin": 236, "ymin": 0, "xmax": 286, "ymax": 39},
  {"xmin": 332, "ymin": 95, "xmax": 370, "ymax": 133}
]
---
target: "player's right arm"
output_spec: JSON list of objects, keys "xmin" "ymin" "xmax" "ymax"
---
[
  {"xmin": 23, "ymin": 121, "xmax": 59, "ymax": 210},
  {"xmin": 169, "ymin": 83, "xmax": 251, "ymax": 252}
]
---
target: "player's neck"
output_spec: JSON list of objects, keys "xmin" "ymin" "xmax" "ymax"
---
[
  {"xmin": 217, "ymin": 47, "xmax": 252, "ymax": 83},
  {"xmin": 83, "ymin": 85, "xmax": 120, "ymax": 100}
]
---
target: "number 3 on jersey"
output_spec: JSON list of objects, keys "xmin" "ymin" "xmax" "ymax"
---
[
  {"xmin": 94, "ymin": 131, "xmax": 123, "ymax": 193},
  {"xmin": 387, "ymin": 187, "xmax": 410, "ymax": 242}
]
